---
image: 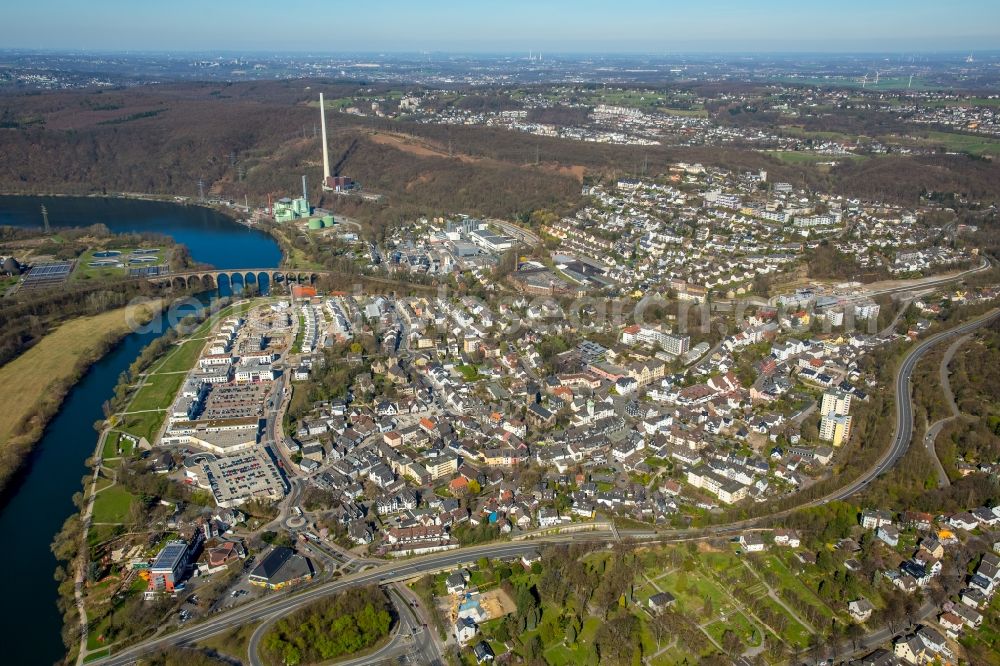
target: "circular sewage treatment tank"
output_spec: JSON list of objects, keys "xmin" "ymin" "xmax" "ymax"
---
[{"xmin": 92, "ymin": 250, "xmax": 122, "ymax": 258}]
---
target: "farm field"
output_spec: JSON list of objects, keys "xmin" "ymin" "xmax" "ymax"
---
[{"xmin": 0, "ymin": 300, "xmax": 163, "ymax": 446}]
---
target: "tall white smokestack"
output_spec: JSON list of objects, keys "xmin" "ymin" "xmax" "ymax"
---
[{"xmin": 319, "ymin": 93, "xmax": 331, "ymax": 187}]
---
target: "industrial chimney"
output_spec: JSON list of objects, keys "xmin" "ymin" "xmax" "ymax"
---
[{"xmin": 320, "ymin": 93, "xmax": 332, "ymax": 191}]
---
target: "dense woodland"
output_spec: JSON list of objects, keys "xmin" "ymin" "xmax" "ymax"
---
[
  {"xmin": 805, "ymin": 240, "xmax": 887, "ymax": 282},
  {"xmin": 4, "ymin": 80, "xmax": 1000, "ymax": 244},
  {"xmin": 260, "ymin": 585, "xmax": 393, "ymax": 666},
  {"xmin": 936, "ymin": 320, "xmax": 1000, "ymax": 475}
]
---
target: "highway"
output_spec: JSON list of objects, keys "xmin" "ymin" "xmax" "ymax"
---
[
  {"xmin": 820, "ymin": 308, "xmax": 1000, "ymax": 503},
  {"xmin": 96, "ymin": 540, "xmax": 575, "ymax": 666},
  {"xmin": 90, "ymin": 310, "xmax": 1000, "ymax": 666},
  {"xmin": 244, "ymin": 584, "xmax": 436, "ymax": 666}
]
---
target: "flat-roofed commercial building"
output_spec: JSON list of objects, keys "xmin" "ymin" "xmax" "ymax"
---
[
  {"xmin": 202, "ymin": 448, "xmax": 287, "ymax": 507},
  {"xmin": 164, "ymin": 416, "xmax": 261, "ymax": 455},
  {"xmin": 145, "ymin": 540, "xmax": 190, "ymax": 599},
  {"xmin": 468, "ymin": 228, "xmax": 515, "ymax": 253}
]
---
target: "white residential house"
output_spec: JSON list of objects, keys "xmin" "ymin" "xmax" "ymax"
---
[
  {"xmin": 848, "ymin": 598, "xmax": 874, "ymax": 623},
  {"xmin": 861, "ymin": 509, "xmax": 894, "ymax": 530},
  {"xmin": 739, "ymin": 533, "xmax": 766, "ymax": 552}
]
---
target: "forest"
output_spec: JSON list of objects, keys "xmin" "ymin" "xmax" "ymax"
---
[
  {"xmin": 259, "ymin": 585, "xmax": 393, "ymax": 666},
  {"xmin": 936, "ymin": 320, "xmax": 1000, "ymax": 475},
  {"xmin": 4, "ymin": 79, "xmax": 1000, "ymax": 240}
]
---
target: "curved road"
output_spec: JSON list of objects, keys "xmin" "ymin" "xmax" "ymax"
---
[
  {"xmin": 90, "ymin": 310, "xmax": 1000, "ymax": 666},
  {"xmin": 923, "ymin": 333, "xmax": 972, "ymax": 488},
  {"xmin": 96, "ymin": 540, "xmax": 579, "ymax": 666},
  {"xmin": 820, "ymin": 308, "xmax": 1000, "ymax": 503}
]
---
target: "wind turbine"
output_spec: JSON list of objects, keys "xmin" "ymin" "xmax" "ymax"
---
[
  {"xmin": 907, "ymin": 74, "xmax": 914, "ymax": 89},
  {"xmin": 861, "ymin": 73, "xmax": 868, "ymax": 88}
]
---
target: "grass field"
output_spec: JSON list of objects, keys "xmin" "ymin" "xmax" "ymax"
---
[
  {"xmin": 661, "ymin": 107, "xmax": 709, "ymax": 118},
  {"xmin": 101, "ymin": 432, "xmax": 136, "ymax": 459},
  {"xmin": 82, "ymin": 648, "xmax": 111, "ymax": 662},
  {"xmin": 128, "ymin": 374, "xmax": 185, "ymax": 413},
  {"xmin": 91, "ymin": 486, "xmax": 136, "ymax": 524},
  {"xmin": 119, "ymin": 410, "xmax": 165, "ymax": 444},
  {"xmin": 777, "ymin": 125, "xmax": 859, "ymax": 142},
  {"xmin": 753, "ymin": 554, "xmax": 837, "ymax": 621},
  {"xmin": 768, "ymin": 150, "xmax": 866, "ymax": 165},
  {"xmin": 897, "ymin": 130, "xmax": 1000, "ymax": 157},
  {"xmin": 149, "ymin": 337, "xmax": 208, "ymax": 375},
  {"xmin": 704, "ymin": 611, "xmax": 760, "ymax": 648},
  {"xmin": 455, "ymin": 364, "xmax": 482, "ymax": 382},
  {"xmin": 919, "ymin": 97, "xmax": 1000, "ymax": 109},
  {"xmin": 101, "ymin": 432, "xmax": 121, "ymax": 459},
  {"xmin": 195, "ymin": 622, "xmax": 261, "ymax": 661},
  {"xmin": 775, "ymin": 75, "xmax": 939, "ymax": 91},
  {"xmin": 0, "ymin": 300, "xmax": 163, "ymax": 446},
  {"xmin": 292, "ymin": 313, "xmax": 305, "ymax": 353}
]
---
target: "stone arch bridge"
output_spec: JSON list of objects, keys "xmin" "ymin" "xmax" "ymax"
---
[
  {"xmin": 146, "ymin": 269, "xmax": 327, "ymax": 293},
  {"xmin": 143, "ymin": 268, "xmax": 438, "ymax": 295}
]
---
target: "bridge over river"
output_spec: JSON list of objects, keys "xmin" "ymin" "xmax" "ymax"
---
[{"xmin": 145, "ymin": 268, "xmax": 439, "ymax": 295}]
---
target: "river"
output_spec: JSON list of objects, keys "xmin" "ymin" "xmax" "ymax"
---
[{"xmin": 0, "ymin": 195, "xmax": 282, "ymax": 665}]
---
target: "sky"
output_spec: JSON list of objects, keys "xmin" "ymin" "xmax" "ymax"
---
[{"xmin": 3, "ymin": 0, "xmax": 999, "ymax": 54}]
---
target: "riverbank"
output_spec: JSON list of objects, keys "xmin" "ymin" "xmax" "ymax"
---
[
  {"xmin": 0, "ymin": 193, "xmax": 284, "ymax": 666},
  {"xmin": 68, "ymin": 298, "xmax": 258, "ymax": 665},
  {"xmin": 0, "ymin": 298, "xmax": 164, "ymax": 496},
  {"xmin": 0, "ymin": 189, "xmax": 248, "ymax": 220}
]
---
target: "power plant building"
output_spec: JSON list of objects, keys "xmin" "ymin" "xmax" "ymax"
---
[{"xmin": 273, "ymin": 197, "xmax": 310, "ymax": 223}]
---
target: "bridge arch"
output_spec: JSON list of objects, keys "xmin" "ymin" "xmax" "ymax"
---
[
  {"xmin": 217, "ymin": 273, "xmax": 231, "ymax": 295},
  {"xmin": 142, "ymin": 268, "xmax": 331, "ymax": 294},
  {"xmin": 257, "ymin": 271, "xmax": 271, "ymax": 295}
]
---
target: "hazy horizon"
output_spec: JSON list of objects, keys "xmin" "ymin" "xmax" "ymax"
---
[
  {"xmin": 4, "ymin": 47, "xmax": 1000, "ymax": 58},
  {"xmin": 3, "ymin": 0, "xmax": 999, "ymax": 54}
]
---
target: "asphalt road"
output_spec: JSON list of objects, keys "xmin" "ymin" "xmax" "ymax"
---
[
  {"xmin": 244, "ymin": 585, "xmax": 433, "ymax": 666},
  {"xmin": 96, "ymin": 541, "xmax": 558, "ymax": 666},
  {"xmin": 91, "ymin": 310, "xmax": 1000, "ymax": 666},
  {"xmin": 822, "ymin": 308, "xmax": 1000, "ymax": 503}
]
